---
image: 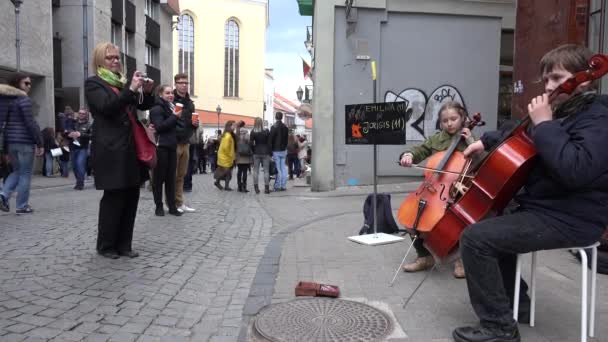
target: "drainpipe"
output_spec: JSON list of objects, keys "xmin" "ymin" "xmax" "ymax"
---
[
  {"xmin": 10, "ymin": 0, "xmax": 23, "ymax": 71},
  {"xmin": 83, "ymin": 0, "xmax": 89, "ymax": 83}
]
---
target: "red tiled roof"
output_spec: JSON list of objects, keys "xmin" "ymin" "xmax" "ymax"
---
[
  {"xmin": 274, "ymin": 93, "xmax": 300, "ymax": 110},
  {"xmin": 273, "ymin": 102, "xmax": 293, "ymax": 113},
  {"xmin": 195, "ymin": 110, "xmax": 256, "ymax": 126}
]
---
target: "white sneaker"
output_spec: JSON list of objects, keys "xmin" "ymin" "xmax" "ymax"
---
[{"xmin": 179, "ymin": 204, "xmax": 196, "ymax": 213}]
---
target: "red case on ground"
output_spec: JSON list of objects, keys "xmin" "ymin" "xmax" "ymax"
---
[{"xmin": 295, "ymin": 281, "xmax": 340, "ymax": 298}]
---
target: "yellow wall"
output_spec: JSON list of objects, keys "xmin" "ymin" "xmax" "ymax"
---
[{"xmin": 173, "ymin": 0, "xmax": 268, "ymax": 118}]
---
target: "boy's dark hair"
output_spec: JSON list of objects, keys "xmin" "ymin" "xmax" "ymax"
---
[
  {"xmin": 540, "ymin": 44, "xmax": 593, "ymax": 76},
  {"xmin": 275, "ymin": 111, "xmax": 283, "ymax": 120},
  {"xmin": 8, "ymin": 72, "xmax": 29, "ymax": 89},
  {"xmin": 174, "ymin": 73, "xmax": 188, "ymax": 82}
]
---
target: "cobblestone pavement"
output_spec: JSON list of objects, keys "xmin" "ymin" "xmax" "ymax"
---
[
  {"xmin": 5, "ymin": 174, "xmax": 604, "ymax": 342},
  {"xmin": 0, "ymin": 174, "xmax": 273, "ymax": 342}
]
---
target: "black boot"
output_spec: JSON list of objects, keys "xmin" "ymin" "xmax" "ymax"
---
[
  {"xmin": 155, "ymin": 205, "xmax": 165, "ymax": 216},
  {"xmin": 237, "ymin": 180, "xmax": 243, "ymax": 192},
  {"xmin": 225, "ymin": 180, "xmax": 233, "ymax": 191},
  {"xmin": 453, "ymin": 326, "xmax": 520, "ymax": 342},
  {"xmin": 214, "ymin": 180, "xmax": 223, "ymax": 190},
  {"xmin": 264, "ymin": 185, "xmax": 270, "ymax": 194},
  {"xmin": 242, "ymin": 182, "xmax": 249, "ymax": 193},
  {"xmin": 254, "ymin": 184, "xmax": 260, "ymax": 194},
  {"xmin": 168, "ymin": 207, "xmax": 183, "ymax": 216}
]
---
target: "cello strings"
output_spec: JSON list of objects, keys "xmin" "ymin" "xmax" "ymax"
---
[{"xmin": 395, "ymin": 162, "xmax": 475, "ymax": 177}]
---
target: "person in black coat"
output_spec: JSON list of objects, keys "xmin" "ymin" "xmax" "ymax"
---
[
  {"xmin": 149, "ymin": 85, "xmax": 181, "ymax": 217},
  {"xmin": 249, "ymin": 117, "xmax": 272, "ymax": 194},
  {"xmin": 84, "ymin": 42, "xmax": 155, "ymax": 260}
]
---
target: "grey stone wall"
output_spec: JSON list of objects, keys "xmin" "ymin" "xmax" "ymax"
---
[
  {"xmin": 0, "ymin": 0, "xmax": 54, "ymax": 128},
  {"xmin": 333, "ymin": 8, "xmax": 500, "ymax": 187},
  {"xmin": 159, "ymin": 7, "xmax": 175, "ymax": 86}
]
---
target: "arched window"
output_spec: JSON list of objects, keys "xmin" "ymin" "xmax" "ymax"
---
[
  {"xmin": 224, "ymin": 19, "xmax": 239, "ymax": 97},
  {"xmin": 177, "ymin": 14, "xmax": 194, "ymax": 94}
]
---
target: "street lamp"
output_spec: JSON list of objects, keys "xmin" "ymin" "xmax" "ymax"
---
[
  {"xmin": 10, "ymin": 0, "xmax": 23, "ymax": 71},
  {"xmin": 296, "ymin": 86, "xmax": 304, "ymax": 102},
  {"xmin": 216, "ymin": 105, "xmax": 222, "ymax": 133}
]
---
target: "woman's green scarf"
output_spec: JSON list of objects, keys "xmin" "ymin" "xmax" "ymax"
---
[{"xmin": 97, "ymin": 67, "xmax": 127, "ymax": 88}]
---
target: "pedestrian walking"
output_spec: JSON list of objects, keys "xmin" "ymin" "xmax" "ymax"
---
[{"xmin": 0, "ymin": 73, "xmax": 43, "ymax": 214}]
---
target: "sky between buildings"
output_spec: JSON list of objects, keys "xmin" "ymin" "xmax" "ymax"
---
[{"xmin": 266, "ymin": 0, "xmax": 313, "ymax": 102}]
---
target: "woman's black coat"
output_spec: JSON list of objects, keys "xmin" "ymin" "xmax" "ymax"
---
[{"xmin": 85, "ymin": 76, "xmax": 155, "ymax": 190}]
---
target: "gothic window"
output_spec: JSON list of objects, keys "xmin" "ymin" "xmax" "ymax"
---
[
  {"xmin": 178, "ymin": 14, "xmax": 195, "ymax": 94},
  {"xmin": 224, "ymin": 19, "xmax": 240, "ymax": 97}
]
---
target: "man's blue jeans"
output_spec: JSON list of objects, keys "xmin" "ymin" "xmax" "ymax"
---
[
  {"xmin": 44, "ymin": 151, "xmax": 54, "ymax": 176},
  {"xmin": 272, "ymin": 151, "xmax": 287, "ymax": 190},
  {"xmin": 1, "ymin": 143, "xmax": 35, "ymax": 210},
  {"xmin": 71, "ymin": 148, "xmax": 88, "ymax": 186}
]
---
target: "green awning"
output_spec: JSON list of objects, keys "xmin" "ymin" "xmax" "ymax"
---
[{"xmin": 297, "ymin": 0, "xmax": 313, "ymax": 16}]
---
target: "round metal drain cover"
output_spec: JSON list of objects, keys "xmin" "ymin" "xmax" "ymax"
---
[{"xmin": 254, "ymin": 298, "xmax": 392, "ymax": 341}]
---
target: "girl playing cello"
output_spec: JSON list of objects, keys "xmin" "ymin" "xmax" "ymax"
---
[{"xmin": 399, "ymin": 101, "xmax": 476, "ymax": 278}]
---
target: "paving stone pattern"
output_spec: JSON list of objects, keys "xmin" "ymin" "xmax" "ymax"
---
[{"xmin": 0, "ymin": 175, "xmax": 273, "ymax": 341}]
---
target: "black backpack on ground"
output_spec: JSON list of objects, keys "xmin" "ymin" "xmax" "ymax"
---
[{"xmin": 359, "ymin": 193, "xmax": 406, "ymax": 235}]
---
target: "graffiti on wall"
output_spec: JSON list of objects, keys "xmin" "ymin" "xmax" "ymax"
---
[{"xmin": 384, "ymin": 85, "xmax": 465, "ymax": 141}]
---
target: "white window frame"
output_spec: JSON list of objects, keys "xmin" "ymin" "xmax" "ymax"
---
[
  {"xmin": 178, "ymin": 14, "xmax": 195, "ymax": 95},
  {"xmin": 145, "ymin": 43, "xmax": 159, "ymax": 67},
  {"xmin": 224, "ymin": 19, "xmax": 240, "ymax": 97},
  {"xmin": 145, "ymin": 0, "xmax": 159, "ymax": 21}
]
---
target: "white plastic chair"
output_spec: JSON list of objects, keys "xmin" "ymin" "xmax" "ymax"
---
[{"xmin": 513, "ymin": 242, "xmax": 600, "ymax": 342}]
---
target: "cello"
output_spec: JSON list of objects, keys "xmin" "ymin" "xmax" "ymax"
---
[
  {"xmin": 421, "ymin": 53, "xmax": 608, "ymax": 258},
  {"xmin": 396, "ymin": 113, "xmax": 484, "ymax": 234}
]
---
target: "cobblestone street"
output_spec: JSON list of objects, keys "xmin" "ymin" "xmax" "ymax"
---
[
  {"xmin": 1, "ymin": 175, "xmax": 606, "ymax": 342},
  {"xmin": 0, "ymin": 174, "xmax": 274, "ymax": 342}
]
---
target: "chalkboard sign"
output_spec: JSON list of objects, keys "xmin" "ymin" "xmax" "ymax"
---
[{"xmin": 345, "ymin": 101, "xmax": 407, "ymax": 145}]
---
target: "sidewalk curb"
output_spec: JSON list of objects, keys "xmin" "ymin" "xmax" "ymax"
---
[{"xmin": 238, "ymin": 210, "xmax": 360, "ymax": 342}]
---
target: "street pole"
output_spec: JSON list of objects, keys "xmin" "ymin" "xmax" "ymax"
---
[
  {"xmin": 11, "ymin": 0, "xmax": 23, "ymax": 71},
  {"xmin": 216, "ymin": 105, "xmax": 221, "ymax": 135}
]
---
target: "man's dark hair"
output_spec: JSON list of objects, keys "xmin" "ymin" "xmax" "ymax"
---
[
  {"xmin": 8, "ymin": 72, "xmax": 29, "ymax": 88},
  {"xmin": 275, "ymin": 111, "xmax": 283, "ymax": 121},
  {"xmin": 540, "ymin": 44, "xmax": 593, "ymax": 76},
  {"xmin": 174, "ymin": 73, "xmax": 188, "ymax": 82}
]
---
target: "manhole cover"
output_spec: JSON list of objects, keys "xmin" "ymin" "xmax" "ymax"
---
[{"xmin": 254, "ymin": 298, "xmax": 392, "ymax": 341}]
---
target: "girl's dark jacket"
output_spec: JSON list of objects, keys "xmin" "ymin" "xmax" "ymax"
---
[
  {"xmin": 84, "ymin": 76, "xmax": 154, "ymax": 190},
  {"xmin": 250, "ymin": 129, "xmax": 271, "ymax": 156},
  {"xmin": 149, "ymin": 97, "xmax": 178, "ymax": 148}
]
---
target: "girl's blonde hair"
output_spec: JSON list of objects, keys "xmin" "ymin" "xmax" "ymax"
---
[
  {"xmin": 253, "ymin": 117, "xmax": 263, "ymax": 132},
  {"xmin": 437, "ymin": 101, "xmax": 467, "ymax": 130},
  {"xmin": 91, "ymin": 42, "xmax": 121, "ymax": 75}
]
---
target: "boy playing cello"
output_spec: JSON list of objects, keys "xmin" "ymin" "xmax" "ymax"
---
[{"xmin": 453, "ymin": 44, "xmax": 608, "ymax": 342}]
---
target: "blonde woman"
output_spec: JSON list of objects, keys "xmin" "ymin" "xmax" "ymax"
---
[{"xmin": 84, "ymin": 42, "xmax": 155, "ymax": 259}]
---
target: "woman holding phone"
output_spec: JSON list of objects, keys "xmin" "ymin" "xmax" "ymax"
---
[{"xmin": 85, "ymin": 42, "xmax": 155, "ymax": 259}]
